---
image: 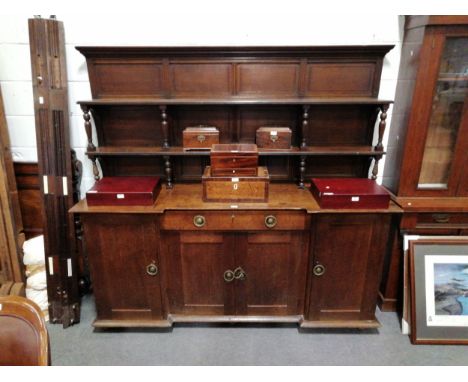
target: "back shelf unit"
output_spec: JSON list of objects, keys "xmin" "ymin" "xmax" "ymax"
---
[{"xmin": 76, "ymin": 45, "xmax": 394, "ymax": 187}]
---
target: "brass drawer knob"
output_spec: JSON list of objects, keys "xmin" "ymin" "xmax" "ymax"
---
[
  {"xmin": 313, "ymin": 264, "xmax": 326, "ymax": 277},
  {"xmin": 146, "ymin": 263, "xmax": 158, "ymax": 276},
  {"xmin": 193, "ymin": 215, "xmax": 206, "ymax": 228},
  {"xmin": 265, "ymin": 215, "xmax": 277, "ymax": 228},
  {"xmin": 224, "ymin": 269, "xmax": 235, "ymax": 282}
]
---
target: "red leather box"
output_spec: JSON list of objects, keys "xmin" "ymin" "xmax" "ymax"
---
[
  {"xmin": 310, "ymin": 178, "xmax": 390, "ymax": 209},
  {"xmin": 86, "ymin": 176, "xmax": 161, "ymax": 206}
]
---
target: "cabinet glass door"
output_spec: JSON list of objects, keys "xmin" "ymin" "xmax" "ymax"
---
[{"xmin": 418, "ymin": 37, "xmax": 468, "ymax": 189}]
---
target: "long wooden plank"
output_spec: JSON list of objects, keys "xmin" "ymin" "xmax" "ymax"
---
[{"xmin": 28, "ymin": 16, "xmax": 80, "ymax": 327}]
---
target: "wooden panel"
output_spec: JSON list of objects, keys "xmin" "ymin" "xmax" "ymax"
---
[
  {"xmin": 305, "ymin": 156, "xmax": 370, "ymax": 178},
  {"xmin": 236, "ymin": 63, "xmax": 300, "ymax": 97},
  {"xmin": 161, "ymin": 231, "xmax": 234, "ymax": 315},
  {"xmin": 171, "ymin": 63, "xmax": 232, "ymax": 97},
  {"xmin": 89, "ymin": 60, "xmax": 164, "ymax": 98},
  {"xmin": 306, "ymin": 63, "xmax": 376, "ymax": 97},
  {"xmin": 99, "ymin": 156, "xmax": 165, "ymax": 178},
  {"xmin": 236, "ymin": 231, "xmax": 308, "ymax": 316},
  {"xmin": 307, "ymin": 214, "xmax": 390, "ymax": 322},
  {"xmin": 82, "ymin": 214, "xmax": 164, "ymax": 321},
  {"xmin": 14, "ymin": 163, "xmax": 43, "ymax": 239},
  {"xmin": 97, "ymin": 106, "xmax": 162, "ymax": 146},
  {"xmin": 308, "ymin": 105, "xmax": 375, "ymax": 145}
]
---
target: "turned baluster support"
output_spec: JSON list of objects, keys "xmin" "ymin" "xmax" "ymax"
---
[
  {"xmin": 91, "ymin": 157, "xmax": 100, "ymax": 180},
  {"xmin": 371, "ymin": 155, "xmax": 383, "ymax": 180},
  {"xmin": 375, "ymin": 104, "xmax": 389, "ymax": 152},
  {"xmin": 299, "ymin": 155, "xmax": 307, "ymax": 188},
  {"xmin": 163, "ymin": 155, "xmax": 173, "ymax": 189},
  {"xmin": 81, "ymin": 105, "xmax": 96, "ymax": 151},
  {"xmin": 160, "ymin": 105, "xmax": 169, "ymax": 149},
  {"xmin": 301, "ymin": 105, "xmax": 310, "ymax": 149}
]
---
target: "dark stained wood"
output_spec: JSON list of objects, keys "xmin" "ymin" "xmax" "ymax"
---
[
  {"xmin": 305, "ymin": 214, "xmax": 391, "ymax": 324},
  {"xmin": 256, "ymin": 127, "xmax": 292, "ymax": 150},
  {"xmin": 81, "ymin": 214, "xmax": 166, "ymax": 323},
  {"xmin": 14, "ymin": 163, "xmax": 44, "ymax": 239},
  {"xmin": 73, "ymin": 45, "xmax": 400, "ymax": 329},
  {"xmin": 380, "ymin": 17, "xmax": 468, "ymax": 312}
]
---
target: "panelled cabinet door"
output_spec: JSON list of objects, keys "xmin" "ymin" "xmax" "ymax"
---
[
  {"xmin": 82, "ymin": 214, "xmax": 164, "ymax": 323},
  {"xmin": 306, "ymin": 214, "xmax": 391, "ymax": 324},
  {"xmin": 161, "ymin": 232, "xmax": 236, "ymax": 316},
  {"xmin": 235, "ymin": 231, "xmax": 308, "ymax": 316}
]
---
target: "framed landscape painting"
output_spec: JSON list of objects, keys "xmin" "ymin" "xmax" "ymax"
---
[{"xmin": 410, "ymin": 240, "xmax": 468, "ymax": 344}]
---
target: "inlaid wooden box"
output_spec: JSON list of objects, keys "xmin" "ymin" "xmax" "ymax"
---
[
  {"xmin": 86, "ymin": 176, "xmax": 161, "ymax": 206},
  {"xmin": 202, "ymin": 166, "xmax": 269, "ymax": 202},
  {"xmin": 256, "ymin": 127, "xmax": 292, "ymax": 149},
  {"xmin": 182, "ymin": 126, "xmax": 219, "ymax": 150},
  {"xmin": 310, "ymin": 178, "xmax": 390, "ymax": 209},
  {"xmin": 210, "ymin": 143, "xmax": 258, "ymax": 176}
]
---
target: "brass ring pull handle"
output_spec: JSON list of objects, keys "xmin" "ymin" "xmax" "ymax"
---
[
  {"xmin": 193, "ymin": 215, "xmax": 206, "ymax": 228},
  {"xmin": 313, "ymin": 264, "xmax": 326, "ymax": 277},
  {"xmin": 224, "ymin": 269, "xmax": 235, "ymax": 282},
  {"xmin": 265, "ymin": 215, "xmax": 277, "ymax": 229},
  {"xmin": 197, "ymin": 134, "xmax": 206, "ymax": 143},
  {"xmin": 146, "ymin": 263, "xmax": 159, "ymax": 276},
  {"xmin": 432, "ymin": 213, "xmax": 450, "ymax": 223},
  {"xmin": 234, "ymin": 266, "xmax": 247, "ymax": 281}
]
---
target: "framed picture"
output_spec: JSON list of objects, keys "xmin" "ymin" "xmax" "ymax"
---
[{"xmin": 410, "ymin": 240, "xmax": 468, "ymax": 345}]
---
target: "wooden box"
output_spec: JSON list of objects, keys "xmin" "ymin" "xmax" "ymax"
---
[
  {"xmin": 183, "ymin": 126, "xmax": 219, "ymax": 150},
  {"xmin": 310, "ymin": 178, "xmax": 390, "ymax": 209},
  {"xmin": 210, "ymin": 143, "xmax": 258, "ymax": 176},
  {"xmin": 202, "ymin": 166, "xmax": 269, "ymax": 202},
  {"xmin": 86, "ymin": 176, "xmax": 161, "ymax": 206},
  {"xmin": 256, "ymin": 127, "xmax": 292, "ymax": 149}
]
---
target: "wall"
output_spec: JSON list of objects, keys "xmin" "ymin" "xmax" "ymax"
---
[{"xmin": 0, "ymin": 14, "xmax": 404, "ymax": 195}]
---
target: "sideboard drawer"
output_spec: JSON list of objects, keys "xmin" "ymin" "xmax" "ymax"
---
[
  {"xmin": 161, "ymin": 210, "xmax": 308, "ymax": 231},
  {"xmin": 415, "ymin": 213, "xmax": 468, "ymax": 228}
]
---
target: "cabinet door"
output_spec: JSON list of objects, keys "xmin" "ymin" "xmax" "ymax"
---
[
  {"xmin": 82, "ymin": 214, "xmax": 164, "ymax": 322},
  {"xmin": 307, "ymin": 214, "xmax": 391, "ymax": 323},
  {"xmin": 161, "ymin": 231, "xmax": 236, "ymax": 315},
  {"xmin": 236, "ymin": 231, "xmax": 308, "ymax": 316},
  {"xmin": 404, "ymin": 33, "xmax": 468, "ymax": 196}
]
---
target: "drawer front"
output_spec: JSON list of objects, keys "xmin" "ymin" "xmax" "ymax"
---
[
  {"xmin": 203, "ymin": 179, "xmax": 268, "ymax": 202},
  {"xmin": 211, "ymin": 155, "xmax": 258, "ymax": 170},
  {"xmin": 161, "ymin": 211, "xmax": 309, "ymax": 231},
  {"xmin": 415, "ymin": 213, "xmax": 468, "ymax": 229}
]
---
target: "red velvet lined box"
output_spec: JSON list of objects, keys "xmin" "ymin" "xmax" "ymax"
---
[
  {"xmin": 86, "ymin": 176, "xmax": 161, "ymax": 206},
  {"xmin": 310, "ymin": 178, "xmax": 390, "ymax": 209}
]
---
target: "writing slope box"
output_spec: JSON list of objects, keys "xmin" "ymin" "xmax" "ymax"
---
[
  {"xmin": 183, "ymin": 126, "xmax": 219, "ymax": 150},
  {"xmin": 210, "ymin": 143, "xmax": 258, "ymax": 176},
  {"xmin": 203, "ymin": 166, "xmax": 269, "ymax": 202},
  {"xmin": 256, "ymin": 127, "xmax": 292, "ymax": 149},
  {"xmin": 86, "ymin": 176, "xmax": 161, "ymax": 206},
  {"xmin": 310, "ymin": 178, "xmax": 390, "ymax": 209}
]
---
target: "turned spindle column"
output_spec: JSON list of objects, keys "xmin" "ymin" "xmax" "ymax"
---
[
  {"xmin": 163, "ymin": 155, "xmax": 173, "ymax": 188},
  {"xmin": 160, "ymin": 105, "xmax": 169, "ymax": 149},
  {"xmin": 301, "ymin": 105, "xmax": 310, "ymax": 149},
  {"xmin": 90, "ymin": 157, "xmax": 100, "ymax": 180},
  {"xmin": 80, "ymin": 105, "xmax": 95, "ymax": 151},
  {"xmin": 375, "ymin": 104, "xmax": 389, "ymax": 152},
  {"xmin": 299, "ymin": 155, "xmax": 307, "ymax": 188}
]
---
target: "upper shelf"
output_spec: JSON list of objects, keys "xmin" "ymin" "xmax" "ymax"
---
[
  {"xmin": 78, "ymin": 98, "xmax": 393, "ymax": 107},
  {"xmin": 86, "ymin": 145, "xmax": 385, "ymax": 157}
]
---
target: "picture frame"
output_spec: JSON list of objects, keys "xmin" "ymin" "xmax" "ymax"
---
[{"xmin": 409, "ymin": 239, "xmax": 468, "ymax": 345}]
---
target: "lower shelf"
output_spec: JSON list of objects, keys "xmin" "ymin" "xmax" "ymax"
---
[{"xmin": 299, "ymin": 318, "xmax": 381, "ymax": 329}]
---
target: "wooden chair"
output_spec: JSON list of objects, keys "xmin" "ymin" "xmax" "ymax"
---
[{"xmin": 0, "ymin": 296, "xmax": 49, "ymax": 365}]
